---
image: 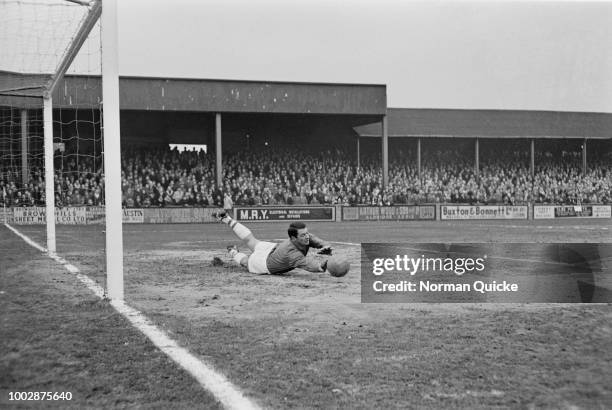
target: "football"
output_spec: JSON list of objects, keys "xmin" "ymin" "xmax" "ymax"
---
[{"xmin": 327, "ymin": 255, "xmax": 350, "ymax": 277}]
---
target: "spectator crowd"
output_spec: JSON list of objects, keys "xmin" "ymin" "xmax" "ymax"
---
[{"xmin": 1, "ymin": 144, "xmax": 610, "ymax": 208}]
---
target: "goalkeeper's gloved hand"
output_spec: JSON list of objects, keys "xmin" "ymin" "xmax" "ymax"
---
[{"xmin": 317, "ymin": 246, "xmax": 333, "ymax": 255}]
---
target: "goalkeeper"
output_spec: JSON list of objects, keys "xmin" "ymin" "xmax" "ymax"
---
[{"xmin": 213, "ymin": 211, "xmax": 333, "ymax": 274}]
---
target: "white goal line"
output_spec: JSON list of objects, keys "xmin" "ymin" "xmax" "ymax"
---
[{"xmin": 4, "ymin": 223, "xmax": 261, "ymax": 410}]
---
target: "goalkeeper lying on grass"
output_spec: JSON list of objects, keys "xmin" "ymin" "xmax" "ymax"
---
[{"xmin": 213, "ymin": 211, "xmax": 333, "ymax": 274}]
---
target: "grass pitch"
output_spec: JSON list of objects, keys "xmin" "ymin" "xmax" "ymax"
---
[
  {"xmin": 2, "ymin": 219, "xmax": 612, "ymax": 409},
  {"xmin": 0, "ymin": 229, "xmax": 222, "ymax": 409}
]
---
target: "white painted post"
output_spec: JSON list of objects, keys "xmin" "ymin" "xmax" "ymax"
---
[
  {"xmin": 43, "ymin": 98, "xmax": 56, "ymax": 255},
  {"xmin": 101, "ymin": 0, "xmax": 124, "ymax": 300},
  {"xmin": 21, "ymin": 109, "xmax": 28, "ymax": 186}
]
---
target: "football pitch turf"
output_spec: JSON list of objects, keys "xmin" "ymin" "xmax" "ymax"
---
[{"xmin": 2, "ymin": 220, "xmax": 612, "ymax": 409}]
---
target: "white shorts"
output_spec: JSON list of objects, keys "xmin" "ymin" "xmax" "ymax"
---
[{"xmin": 247, "ymin": 241, "xmax": 277, "ymax": 274}]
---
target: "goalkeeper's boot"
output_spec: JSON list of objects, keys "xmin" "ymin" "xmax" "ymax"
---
[{"xmin": 212, "ymin": 211, "xmax": 227, "ymax": 222}]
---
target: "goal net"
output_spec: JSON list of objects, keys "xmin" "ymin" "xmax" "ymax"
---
[{"xmin": 1, "ymin": 0, "xmax": 124, "ymax": 299}]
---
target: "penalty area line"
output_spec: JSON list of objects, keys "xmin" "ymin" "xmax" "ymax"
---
[{"xmin": 4, "ymin": 223, "xmax": 261, "ymax": 410}]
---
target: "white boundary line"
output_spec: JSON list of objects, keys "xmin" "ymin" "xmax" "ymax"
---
[
  {"xmin": 5, "ymin": 223, "xmax": 47, "ymax": 252},
  {"xmin": 4, "ymin": 223, "xmax": 260, "ymax": 410}
]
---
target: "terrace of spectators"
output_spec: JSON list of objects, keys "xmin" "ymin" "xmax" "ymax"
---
[{"xmin": 1, "ymin": 143, "xmax": 610, "ymax": 208}]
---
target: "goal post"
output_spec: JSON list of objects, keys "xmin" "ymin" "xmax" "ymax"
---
[
  {"xmin": 100, "ymin": 0, "xmax": 123, "ymax": 300},
  {"xmin": 1, "ymin": 0, "xmax": 124, "ymax": 300},
  {"xmin": 43, "ymin": 96, "xmax": 56, "ymax": 255}
]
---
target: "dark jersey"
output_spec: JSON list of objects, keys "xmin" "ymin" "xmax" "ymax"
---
[{"xmin": 266, "ymin": 234, "xmax": 326, "ymax": 274}]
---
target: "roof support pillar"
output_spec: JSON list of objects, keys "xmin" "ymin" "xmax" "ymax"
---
[
  {"xmin": 417, "ymin": 137, "xmax": 422, "ymax": 185},
  {"xmin": 474, "ymin": 137, "xmax": 479, "ymax": 177},
  {"xmin": 215, "ymin": 113, "xmax": 222, "ymax": 188},
  {"xmin": 530, "ymin": 138, "xmax": 535, "ymax": 177},
  {"xmin": 582, "ymin": 138, "xmax": 587, "ymax": 174},
  {"xmin": 21, "ymin": 109, "xmax": 28, "ymax": 186},
  {"xmin": 382, "ymin": 115, "xmax": 388, "ymax": 188},
  {"xmin": 356, "ymin": 136, "xmax": 360, "ymax": 169}
]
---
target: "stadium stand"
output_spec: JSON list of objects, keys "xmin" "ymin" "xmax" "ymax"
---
[{"xmin": 1, "ymin": 144, "xmax": 610, "ymax": 207}]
